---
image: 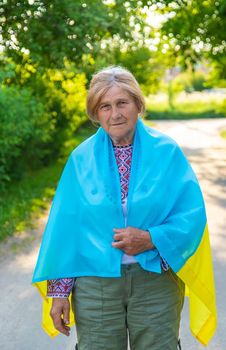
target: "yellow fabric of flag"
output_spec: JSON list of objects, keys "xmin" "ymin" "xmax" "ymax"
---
[
  {"xmin": 34, "ymin": 281, "xmax": 75, "ymax": 337},
  {"xmin": 177, "ymin": 225, "xmax": 217, "ymax": 345}
]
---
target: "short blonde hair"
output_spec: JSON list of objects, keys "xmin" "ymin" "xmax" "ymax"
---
[{"xmin": 86, "ymin": 66, "xmax": 145, "ymax": 121}]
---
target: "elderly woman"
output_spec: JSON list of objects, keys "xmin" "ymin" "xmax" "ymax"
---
[{"xmin": 32, "ymin": 66, "xmax": 216, "ymax": 349}]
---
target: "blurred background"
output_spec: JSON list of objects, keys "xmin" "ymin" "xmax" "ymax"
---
[
  {"xmin": 0, "ymin": 0, "xmax": 225, "ymax": 239},
  {"xmin": 0, "ymin": 1, "xmax": 225, "ymax": 349}
]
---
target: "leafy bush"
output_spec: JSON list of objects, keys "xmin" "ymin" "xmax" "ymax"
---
[
  {"xmin": 0, "ymin": 66, "xmax": 89, "ymax": 189},
  {"xmin": 172, "ymin": 70, "xmax": 211, "ymax": 93},
  {"xmin": 0, "ymin": 86, "xmax": 53, "ymax": 186},
  {"xmin": 39, "ymin": 69, "xmax": 88, "ymax": 158}
]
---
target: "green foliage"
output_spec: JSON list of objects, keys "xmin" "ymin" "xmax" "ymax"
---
[
  {"xmin": 0, "ymin": 1, "xmax": 156, "ymax": 190},
  {"xmin": 145, "ymin": 92, "xmax": 226, "ymax": 120},
  {"xmin": 207, "ymin": 62, "xmax": 226, "ymax": 87},
  {"xmin": 0, "ymin": 121, "xmax": 96, "ymax": 241},
  {"xmin": 0, "ymin": 61, "xmax": 17, "ymax": 83},
  {"xmin": 172, "ymin": 70, "xmax": 211, "ymax": 93},
  {"xmin": 220, "ymin": 129, "xmax": 226, "ymax": 139},
  {"xmin": 0, "ymin": 59, "xmax": 90, "ymax": 187},
  {"xmin": 39, "ymin": 67, "xmax": 89, "ymax": 156},
  {"xmin": 0, "ymin": 0, "xmax": 146, "ymax": 69},
  {"xmin": 216, "ymin": 98, "xmax": 226, "ymax": 115},
  {"xmin": 190, "ymin": 71, "xmax": 208, "ymax": 92},
  {"xmin": 161, "ymin": 68, "xmax": 215, "ymax": 109},
  {"xmin": 0, "ymin": 162, "xmax": 61, "ymax": 242},
  {"xmin": 0, "ymin": 85, "xmax": 53, "ymax": 185},
  {"xmin": 151, "ymin": 0, "xmax": 226, "ymax": 78},
  {"xmin": 110, "ymin": 47, "xmax": 165, "ymax": 94}
]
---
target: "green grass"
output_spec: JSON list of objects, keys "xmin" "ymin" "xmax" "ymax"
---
[
  {"xmin": 220, "ymin": 129, "xmax": 226, "ymax": 139},
  {"xmin": 145, "ymin": 93, "xmax": 226, "ymax": 120},
  {"xmin": 0, "ymin": 122, "xmax": 96, "ymax": 242}
]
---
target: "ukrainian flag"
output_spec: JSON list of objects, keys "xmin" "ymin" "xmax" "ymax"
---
[{"xmin": 32, "ymin": 120, "xmax": 217, "ymax": 345}]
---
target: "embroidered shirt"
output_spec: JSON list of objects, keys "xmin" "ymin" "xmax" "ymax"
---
[
  {"xmin": 47, "ymin": 278, "xmax": 75, "ymax": 298},
  {"xmin": 114, "ymin": 144, "xmax": 133, "ymax": 203},
  {"xmin": 47, "ymin": 143, "xmax": 168, "ymax": 297}
]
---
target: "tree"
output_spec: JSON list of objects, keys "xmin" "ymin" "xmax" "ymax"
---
[
  {"xmin": 110, "ymin": 46, "xmax": 166, "ymax": 94},
  {"xmin": 150, "ymin": 0, "xmax": 226, "ymax": 77},
  {"xmin": 0, "ymin": 0, "xmax": 146, "ymax": 69}
]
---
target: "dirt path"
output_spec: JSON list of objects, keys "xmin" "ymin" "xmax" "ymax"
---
[
  {"xmin": 154, "ymin": 119, "xmax": 226, "ymax": 350},
  {"xmin": 1, "ymin": 119, "xmax": 226, "ymax": 350}
]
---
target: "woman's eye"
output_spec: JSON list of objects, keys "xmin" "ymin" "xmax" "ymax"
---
[
  {"xmin": 100, "ymin": 104, "xmax": 111, "ymax": 110},
  {"xmin": 119, "ymin": 101, "xmax": 127, "ymax": 106}
]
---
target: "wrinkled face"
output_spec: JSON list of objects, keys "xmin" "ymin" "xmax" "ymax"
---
[{"xmin": 96, "ymin": 85, "xmax": 139, "ymax": 146}]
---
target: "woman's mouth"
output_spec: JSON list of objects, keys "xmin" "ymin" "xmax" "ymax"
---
[{"xmin": 111, "ymin": 122, "xmax": 125, "ymax": 126}]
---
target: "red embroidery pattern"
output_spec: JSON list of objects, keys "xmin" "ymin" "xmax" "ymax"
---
[
  {"xmin": 47, "ymin": 278, "xmax": 74, "ymax": 298},
  {"xmin": 113, "ymin": 144, "xmax": 133, "ymax": 202}
]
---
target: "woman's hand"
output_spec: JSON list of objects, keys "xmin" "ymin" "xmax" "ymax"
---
[
  {"xmin": 50, "ymin": 298, "xmax": 71, "ymax": 336},
  {"xmin": 112, "ymin": 226, "xmax": 154, "ymax": 255}
]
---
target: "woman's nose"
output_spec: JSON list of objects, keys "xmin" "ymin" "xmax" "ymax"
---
[{"xmin": 111, "ymin": 106, "xmax": 121, "ymax": 119}]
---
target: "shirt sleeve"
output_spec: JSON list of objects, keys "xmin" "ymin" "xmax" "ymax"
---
[
  {"xmin": 149, "ymin": 230, "xmax": 169, "ymax": 271},
  {"xmin": 47, "ymin": 278, "xmax": 75, "ymax": 298},
  {"xmin": 160, "ymin": 257, "xmax": 169, "ymax": 271}
]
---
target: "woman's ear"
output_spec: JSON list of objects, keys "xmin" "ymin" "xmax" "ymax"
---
[{"xmin": 136, "ymin": 102, "xmax": 142, "ymax": 115}]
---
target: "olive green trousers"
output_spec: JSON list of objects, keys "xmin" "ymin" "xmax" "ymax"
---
[{"xmin": 72, "ymin": 263, "xmax": 185, "ymax": 350}]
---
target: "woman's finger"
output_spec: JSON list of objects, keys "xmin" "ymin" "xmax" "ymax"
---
[
  {"xmin": 112, "ymin": 241, "xmax": 125, "ymax": 249},
  {"xmin": 55, "ymin": 319, "xmax": 70, "ymax": 336},
  {"xmin": 63, "ymin": 302, "xmax": 70, "ymax": 325},
  {"xmin": 113, "ymin": 228, "xmax": 125, "ymax": 233},
  {"xmin": 113, "ymin": 233, "xmax": 124, "ymax": 241}
]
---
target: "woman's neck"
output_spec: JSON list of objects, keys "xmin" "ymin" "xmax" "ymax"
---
[{"xmin": 110, "ymin": 131, "xmax": 135, "ymax": 146}]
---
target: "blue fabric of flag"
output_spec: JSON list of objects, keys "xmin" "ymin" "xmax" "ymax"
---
[{"xmin": 32, "ymin": 119, "xmax": 206, "ymax": 282}]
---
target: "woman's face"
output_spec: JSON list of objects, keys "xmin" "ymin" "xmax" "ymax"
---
[{"xmin": 96, "ymin": 85, "xmax": 139, "ymax": 146}]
